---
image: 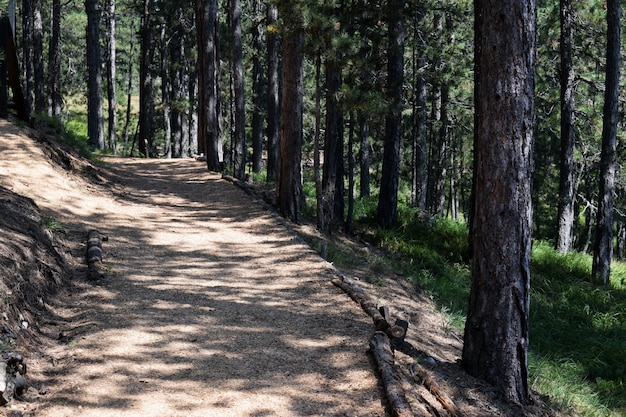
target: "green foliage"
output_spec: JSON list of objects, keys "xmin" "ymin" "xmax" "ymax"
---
[
  {"xmin": 351, "ymin": 206, "xmax": 626, "ymax": 416},
  {"xmin": 33, "ymin": 113, "xmax": 92, "ymax": 160},
  {"xmin": 530, "ymin": 242, "xmax": 626, "ymax": 415}
]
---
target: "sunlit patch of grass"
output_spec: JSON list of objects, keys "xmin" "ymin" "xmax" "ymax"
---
[{"xmin": 531, "ymin": 242, "xmax": 626, "ymax": 416}]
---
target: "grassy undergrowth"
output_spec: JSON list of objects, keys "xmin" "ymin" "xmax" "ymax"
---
[{"xmin": 351, "ymin": 201, "xmax": 626, "ymax": 417}]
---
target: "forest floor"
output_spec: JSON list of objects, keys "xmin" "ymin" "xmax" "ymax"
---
[{"xmin": 0, "ymin": 119, "xmax": 567, "ymax": 416}]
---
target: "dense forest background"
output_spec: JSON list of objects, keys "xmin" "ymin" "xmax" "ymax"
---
[
  {"xmin": 4, "ymin": 0, "xmax": 626, "ymax": 413},
  {"xmin": 9, "ymin": 0, "xmax": 623, "ymax": 255}
]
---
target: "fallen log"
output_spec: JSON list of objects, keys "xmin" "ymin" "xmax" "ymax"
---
[
  {"xmin": 412, "ymin": 363, "xmax": 460, "ymax": 417},
  {"xmin": 331, "ymin": 276, "xmax": 405, "ymax": 338},
  {"xmin": 332, "ymin": 276, "xmax": 386, "ymax": 329},
  {"xmin": 369, "ymin": 331, "xmax": 414, "ymax": 417},
  {"xmin": 86, "ymin": 230, "xmax": 107, "ymax": 279}
]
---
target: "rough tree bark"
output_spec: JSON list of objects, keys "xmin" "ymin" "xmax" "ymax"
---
[
  {"xmin": 462, "ymin": 0, "xmax": 535, "ymax": 404},
  {"xmin": 48, "ymin": 0, "xmax": 61, "ymax": 117},
  {"xmin": 377, "ymin": 0, "xmax": 405, "ymax": 228},
  {"xmin": 85, "ymin": 0, "xmax": 105, "ymax": 150},
  {"xmin": 105, "ymin": 0, "xmax": 117, "ymax": 154},
  {"xmin": 276, "ymin": 11, "xmax": 303, "ymax": 223},
  {"xmin": 231, "ymin": 0, "xmax": 245, "ymax": 180},
  {"xmin": 556, "ymin": 0, "xmax": 576, "ymax": 253},
  {"xmin": 266, "ymin": 3, "xmax": 280, "ymax": 183},
  {"xmin": 592, "ymin": 0, "xmax": 620, "ymax": 285}
]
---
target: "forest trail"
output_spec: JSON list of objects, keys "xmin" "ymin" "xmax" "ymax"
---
[{"xmin": 0, "ymin": 121, "xmax": 386, "ymax": 416}]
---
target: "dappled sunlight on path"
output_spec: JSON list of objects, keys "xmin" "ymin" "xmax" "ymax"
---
[{"xmin": 0, "ymin": 146, "xmax": 386, "ymax": 416}]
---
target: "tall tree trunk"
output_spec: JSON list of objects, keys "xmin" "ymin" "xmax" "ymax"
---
[
  {"xmin": 250, "ymin": 0, "xmax": 264, "ymax": 174},
  {"xmin": 266, "ymin": 3, "xmax": 280, "ymax": 182},
  {"xmin": 47, "ymin": 0, "xmax": 61, "ymax": 117},
  {"xmin": 231, "ymin": 0, "xmax": 245, "ymax": 180},
  {"xmin": 276, "ymin": 18, "xmax": 303, "ymax": 223},
  {"xmin": 314, "ymin": 51, "xmax": 323, "ymax": 230},
  {"xmin": 160, "ymin": 20, "xmax": 171, "ymax": 158},
  {"xmin": 358, "ymin": 111, "xmax": 370, "ymax": 198},
  {"xmin": 170, "ymin": 8, "xmax": 185, "ymax": 158},
  {"xmin": 462, "ymin": 0, "xmax": 535, "ymax": 404},
  {"xmin": 22, "ymin": 0, "xmax": 33, "ymax": 118},
  {"xmin": 122, "ymin": 18, "xmax": 135, "ymax": 147},
  {"xmin": 377, "ymin": 0, "xmax": 405, "ymax": 228},
  {"xmin": 32, "ymin": 0, "xmax": 44, "ymax": 113},
  {"xmin": 347, "ymin": 111, "xmax": 356, "ymax": 233},
  {"xmin": 105, "ymin": 0, "xmax": 117, "ymax": 154},
  {"xmin": 412, "ymin": 6, "xmax": 427, "ymax": 210},
  {"xmin": 85, "ymin": 0, "xmax": 105, "ymax": 150},
  {"xmin": 322, "ymin": 55, "xmax": 345, "ymax": 233},
  {"xmin": 592, "ymin": 0, "xmax": 621, "ymax": 285},
  {"xmin": 196, "ymin": 0, "xmax": 221, "ymax": 171},
  {"xmin": 556, "ymin": 0, "xmax": 576, "ymax": 253},
  {"xmin": 188, "ymin": 68, "xmax": 198, "ymax": 155},
  {"xmin": 138, "ymin": 0, "xmax": 154, "ymax": 157}
]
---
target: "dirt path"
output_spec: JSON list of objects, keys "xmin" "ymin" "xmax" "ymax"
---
[
  {"xmin": 0, "ymin": 121, "xmax": 562, "ymax": 417},
  {"xmin": 0, "ymin": 122, "xmax": 386, "ymax": 416}
]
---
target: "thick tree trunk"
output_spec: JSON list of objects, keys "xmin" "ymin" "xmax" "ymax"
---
[
  {"xmin": 196, "ymin": 0, "xmax": 221, "ymax": 170},
  {"xmin": 276, "ymin": 27, "xmax": 303, "ymax": 223},
  {"xmin": 86, "ymin": 0, "xmax": 105, "ymax": 150},
  {"xmin": 266, "ymin": 3, "xmax": 280, "ymax": 182},
  {"xmin": 462, "ymin": 0, "xmax": 535, "ymax": 404},
  {"xmin": 556, "ymin": 0, "xmax": 576, "ymax": 253},
  {"xmin": 322, "ymin": 56, "xmax": 344, "ymax": 233},
  {"xmin": 592, "ymin": 0, "xmax": 620, "ymax": 285},
  {"xmin": 377, "ymin": 0, "xmax": 405, "ymax": 228}
]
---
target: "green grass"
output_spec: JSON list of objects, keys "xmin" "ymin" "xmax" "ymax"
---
[{"xmin": 347, "ymin": 200, "xmax": 626, "ymax": 417}]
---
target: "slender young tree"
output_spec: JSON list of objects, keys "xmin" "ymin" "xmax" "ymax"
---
[
  {"xmin": 169, "ymin": 6, "xmax": 186, "ymax": 158},
  {"xmin": 412, "ymin": 5, "xmax": 428, "ymax": 210},
  {"xmin": 556, "ymin": 0, "xmax": 575, "ymax": 253},
  {"xmin": 22, "ymin": 0, "xmax": 33, "ymax": 117},
  {"xmin": 47, "ymin": 0, "xmax": 61, "ymax": 117},
  {"xmin": 231, "ymin": 0, "xmax": 245, "ymax": 180},
  {"xmin": 138, "ymin": 0, "xmax": 155, "ymax": 156},
  {"xmin": 266, "ymin": 2, "xmax": 280, "ymax": 182},
  {"xmin": 105, "ymin": 0, "xmax": 117, "ymax": 154},
  {"xmin": 592, "ymin": 0, "xmax": 621, "ymax": 285},
  {"xmin": 85, "ymin": 0, "xmax": 105, "ymax": 150},
  {"xmin": 32, "ymin": 0, "xmax": 44, "ymax": 113},
  {"xmin": 160, "ymin": 20, "xmax": 171, "ymax": 158},
  {"xmin": 250, "ymin": 0, "xmax": 265, "ymax": 175},
  {"xmin": 462, "ymin": 0, "xmax": 536, "ymax": 404},
  {"xmin": 377, "ymin": 0, "xmax": 405, "ymax": 227}
]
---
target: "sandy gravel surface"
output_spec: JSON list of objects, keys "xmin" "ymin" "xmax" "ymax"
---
[{"xmin": 0, "ymin": 122, "xmax": 386, "ymax": 416}]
